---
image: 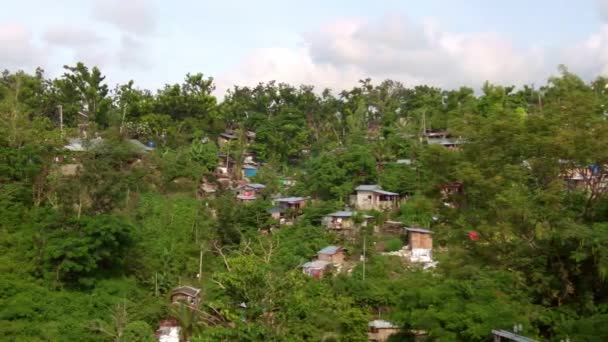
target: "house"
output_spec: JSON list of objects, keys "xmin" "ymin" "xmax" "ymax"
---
[
  {"xmin": 156, "ymin": 319, "xmax": 180, "ymax": 342},
  {"xmin": 322, "ymin": 210, "xmax": 373, "ymax": 234},
  {"xmin": 216, "ymin": 154, "xmax": 236, "ymax": 177},
  {"xmin": 440, "ymin": 182, "xmax": 464, "ymax": 207},
  {"xmin": 302, "ymin": 260, "xmax": 331, "ymax": 279},
  {"xmin": 242, "ymin": 164, "xmax": 258, "ymax": 178},
  {"xmin": 405, "ymin": 227, "xmax": 433, "ymax": 263},
  {"xmin": 368, "ymin": 320, "xmax": 401, "ymax": 342},
  {"xmin": 266, "ymin": 206, "xmax": 288, "ymax": 225},
  {"xmin": 427, "ymin": 136, "xmax": 463, "ymax": 148},
  {"xmin": 317, "ymin": 245, "xmax": 345, "ymax": 264},
  {"xmin": 217, "ymin": 132, "xmax": 237, "ymax": 147},
  {"xmin": 245, "ymin": 130, "xmax": 256, "ymax": 143},
  {"xmin": 235, "ymin": 183, "xmax": 265, "ymax": 203},
  {"xmin": 352, "ymin": 185, "xmax": 399, "ymax": 211},
  {"xmin": 170, "ymin": 286, "xmax": 201, "ymax": 307},
  {"xmin": 274, "ymin": 196, "xmax": 308, "ymax": 210},
  {"xmin": 424, "ymin": 129, "xmax": 463, "ymax": 148}
]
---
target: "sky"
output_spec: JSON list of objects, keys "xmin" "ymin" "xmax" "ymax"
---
[{"xmin": 1, "ymin": 0, "xmax": 608, "ymax": 95}]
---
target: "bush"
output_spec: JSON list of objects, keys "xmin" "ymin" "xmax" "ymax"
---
[{"xmin": 385, "ymin": 238, "xmax": 403, "ymax": 252}]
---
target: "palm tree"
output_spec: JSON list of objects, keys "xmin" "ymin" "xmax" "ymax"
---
[{"xmin": 169, "ymin": 302, "xmax": 203, "ymax": 342}]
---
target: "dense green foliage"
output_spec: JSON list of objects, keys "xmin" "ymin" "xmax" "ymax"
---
[{"xmin": 1, "ymin": 64, "xmax": 608, "ymax": 341}]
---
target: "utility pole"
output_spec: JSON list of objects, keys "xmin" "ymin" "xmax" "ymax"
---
[
  {"xmin": 120, "ymin": 106, "xmax": 127, "ymax": 134},
  {"xmin": 154, "ymin": 272, "xmax": 158, "ymax": 297},
  {"xmin": 199, "ymin": 248, "xmax": 203, "ymax": 279},
  {"xmin": 362, "ymin": 236, "xmax": 366, "ymax": 281},
  {"xmin": 58, "ymin": 105, "xmax": 63, "ymax": 136}
]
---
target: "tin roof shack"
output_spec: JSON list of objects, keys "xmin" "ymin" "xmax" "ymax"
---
[
  {"xmin": 368, "ymin": 320, "xmax": 401, "ymax": 342},
  {"xmin": 405, "ymin": 228, "xmax": 433, "ymax": 263},
  {"xmin": 317, "ymin": 245, "xmax": 345, "ymax": 264},
  {"xmin": 352, "ymin": 185, "xmax": 399, "ymax": 211},
  {"xmin": 235, "ymin": 183, "xmax": 265, "ymax": 203},
  {"xmin": 424, "ymin": 129, "xmax": 464, "ymax": 149},
  {"xmin": 302, "ymin": 260, "xmax": 331, "ymax": 279},
  {"xmin": 242, "ymin": 164, "xmax": 258, "ymax": 178},
  {"xmin": 323, "ymin": 211, "xmax": 373, "ymax": 236},
  {"xmin": 216, "ymin": 154, "xmax": 236, "ymax": 181},
  {"xmin": 170, "ymin": 286, "xmax": 201, "ymax": 307},
  {"xmin": 217, "ymin": 132, "xmax": 237, "ymax": 147},
  {"xmin": 562, "ymin": 163, "xmax": 607, "ymax": 193},
  {"xmin": 275, "ymin": 196, "xmax": 308, "ymax": 211},
  {"xmin": 266, "ymin": 206, "xmax": 288, "ymax": 226}
]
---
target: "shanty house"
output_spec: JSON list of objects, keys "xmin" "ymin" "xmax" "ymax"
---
[
  {"xmin": 275, "ymin": 196, "xmax": 308, "ymax": 210},
  {"xmin": 170, "ymin": 286, "xmax": 201, "ymax": 307},
  {"xmin": 242, "ymin": 164, "xmax": 258, "ymax": 178},
  {"xmin": 368, "ymin": 320, "xmax": 401, "ymax": 342},
  {"xmin": 217, "ymin": 132, "xmax": 237, "ymax": 147},
  {"xmin": 235, "ymin": 183, "xmax": 265, "ymax": 202},
  {"xmin": 302, "ymin": 260, "xmax": 331, "ymax": 279},
  {"xmin": 352, "ymin": 185, "xmax": 399, "ymax": 211},
  {"xmin": 322, "ymin": 210, "xmax": 373, "ymax": 234},
  {"xmin": 405, "ymin": 227, "xmax": 433, "ymax": 263},
  {"xmin": 266, "ymin": 206, "xmax": 288, "ymax": 225},
  {"xmin": 317, "ymin": 245, "xmax": 345, "ymax": 264}
]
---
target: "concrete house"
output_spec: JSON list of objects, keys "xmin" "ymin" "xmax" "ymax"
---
[
  {"xmin": 170, "ymin": 286, "xmax": 201, "ymax": 307},
  {"xmin": 317, "ymin": 245, "xmax": 345, "ymax": 264},
  {"xmin": 405, "ymin": 227, "xmax": 433, "ymax": 263},
  {"xmin": 368, "ymin": 320, "xmax": 401, "ymax": 342},
  {"xmin": 352, "ymin": 185, "xmax": 399, "ymax": 211}
]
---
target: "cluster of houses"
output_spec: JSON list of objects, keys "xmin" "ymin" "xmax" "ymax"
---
[{"xmin": 302, "ymin": 245, "xmax": 346, "ymax": 278}]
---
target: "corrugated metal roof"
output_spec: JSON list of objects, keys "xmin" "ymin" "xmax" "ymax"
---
[
  {"xmin": 491, "ymin": 330, "xmax": 537, "ymax": 342},
  {"xmin": 327, "ymin": 211, "xmax": 354, "ymax": 217},
  {"xmin": 368, "ymin": 320, "xmax": 398, "ymax": 329},
  {"xmin": 246, "ymin": 183, "xmax": 265, "ymax": 189},
  {"xmin": 237, "ymin": 194, "xmax": 256, "ymax": 200},
  {"xmin": 171, "ymin": 286, "xmax": 200, "ymax": 297},
  {"xmin": 275, "ymin": 196, "xmax": 306, "ymax": 203},
  {"xmin": 406, "ymin": 227, "xmax": 434, "ymax": 234},
  {"xmin": 219, "ymin": 133, "xmax": 237, "ymax": 139},
  {"xmin": 302, "ymin": 260, "xmax": 331, "ymax": 269},
  {"xmin": 355, "ymin": 184, "xmax": 381, "ymax": 191},
  {"xmin": 318, "ymin": 245, "xmax": 342, "ymax": 255},
  {"xmin": 373, "ymin": 189, "xmax": 399, "ymax": 196}
]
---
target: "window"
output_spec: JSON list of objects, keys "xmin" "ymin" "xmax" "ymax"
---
[{"xmin": 368, "ymin": 195, "xmax": 372, "ymax": 200}]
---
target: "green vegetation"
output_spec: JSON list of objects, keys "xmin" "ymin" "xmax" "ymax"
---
[{"xmin": 1, "ymin": 64, "xmax": 608, "ymax": 341}]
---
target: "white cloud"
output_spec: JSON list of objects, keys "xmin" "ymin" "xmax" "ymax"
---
[
  {"xmin": 219, "ymin": 15, "xmax": 549, "ymax": 93},
  {"xmin": 43, "ymin": 25, "xmax": 104, "ymax": 47},
  {"xmin": 93, "ymin": 0, "xmax": 156, "ymax": 35},
  {"xmin": 0, "ymin": 23, "xmax": 44, "ymax": 70}
]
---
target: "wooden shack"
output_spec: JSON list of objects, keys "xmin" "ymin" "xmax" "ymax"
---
[
  {"xmin": 368, "ymin": 320, "xmax": 401, "ymax": 342},
  {"xmin": 302, "ymin": 260, "xmax": 331, "ymax": 279},
  {"xmin": 170, "ymin": 286, "xmax": 201, "ymax": 307},
  {"xmin": 405, "ymin": 227, "xmax": 434, "ymax": 263},
  {"xmin": 317, "ymin": 246, "xmax": 345, "ymax": 264}
]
